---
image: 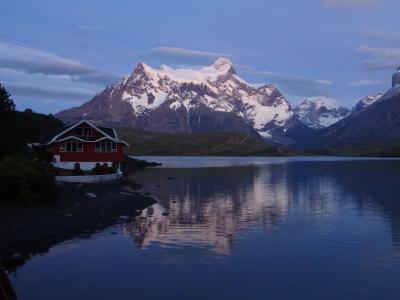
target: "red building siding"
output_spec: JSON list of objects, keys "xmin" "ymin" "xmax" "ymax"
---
[{"xmin": 52, "ymin": 143, "xmax": 124, "ymax": 162}]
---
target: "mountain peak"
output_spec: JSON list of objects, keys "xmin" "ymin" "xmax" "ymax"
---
[
  {"xmin": 212, "ymin": 57, "xmax": 232, "ymax": 68},
  {"xmin": 392, "ymin": 68, "xmax": 400, "ymax": 87},
  {"xmin": 211, "ymin": 58, "xmax": 236, "ymax": 75},
  {"xmin": 134, "ymin": 62, "xmax": 155, "ymax": 74},
  {"xmin": 294, "ymin": 97, "xmax": 349, "ymax": 129},
  {"xmin": 351, "ymin": 93, "xmax": 383, "ymax": 114}
]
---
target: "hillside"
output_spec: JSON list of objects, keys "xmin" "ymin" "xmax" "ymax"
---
[
  {"xmin": 117, "ymin": 128, "xmax": 288, "ymax": 156},
  {"xmin": 0, "ymin": 109, "xmax": 64, "ymax": 158},
  {"xmin": 311, "ymin": 139, "xmax": 400, "ymax": 157}
]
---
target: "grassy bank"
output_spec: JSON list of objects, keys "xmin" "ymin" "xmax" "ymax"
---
[{"xmin": 118, "ymin": 128, "xmax": 289, "ymax": 156}]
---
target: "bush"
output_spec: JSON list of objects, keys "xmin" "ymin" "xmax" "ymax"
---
[
  {"xmin": 71, "ymin": 163, "xmax": 84, "ymax": 176},
  {"xmin": 0, "ymin": 156, "xmax": 56, "ymax": 204},
  {"xmin": 91, "ymin": 163, "xmax": 116, "ymax": 175}
]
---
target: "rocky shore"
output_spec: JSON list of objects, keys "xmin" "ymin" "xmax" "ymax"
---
[{"xmin": 0, "ymin": 181, "xmax": 156, "ymax": 272}]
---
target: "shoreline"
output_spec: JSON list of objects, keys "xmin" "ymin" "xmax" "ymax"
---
[{"xmin": 0, "ymin": 181, "xmax": 156, "ymax": 272}]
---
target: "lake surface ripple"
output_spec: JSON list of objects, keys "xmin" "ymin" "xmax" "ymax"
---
[{"xmin": 10, "ymin": 157, "xmax": 400, "ymax": 299}]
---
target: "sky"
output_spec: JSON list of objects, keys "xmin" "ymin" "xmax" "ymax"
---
[{"xmin": 1, "ymin": 0, "xmax": 400, "ymax": 114}]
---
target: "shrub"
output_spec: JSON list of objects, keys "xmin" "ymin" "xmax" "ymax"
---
[
  {"xmin": 91, "ymin": 162, "xmax": 116, "ymax": 175},
  {"xmin": 0, "ymin": 156, "xmax": 56, "ymax": 204},
  {"xmin": 71, "ymin": 163, "xmax": 84, "ymax": 176}
]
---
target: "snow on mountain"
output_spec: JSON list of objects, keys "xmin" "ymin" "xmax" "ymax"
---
[
  {"xmin": 351, "ymin": 93, "xmax": 383, "ymax": 114},
  {"xmin": 56, "ymin": 58, "xmax": 293, "ymax": 138},
  {"xmin": 294, "ymin": 97, "xmax": 350, "ymax": 129}
]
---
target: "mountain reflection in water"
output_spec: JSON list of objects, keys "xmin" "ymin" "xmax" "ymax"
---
[
  {"xmin": 8, "ymin": 158, "xmax": 400, "ymax": 300},
  {"xmin": 125, "ymin": 160, "xmax": 400, "ymax": 257}
]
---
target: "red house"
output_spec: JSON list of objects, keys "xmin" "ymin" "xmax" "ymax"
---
[{"xmin": 46, "ymin": 120, "xmax": 128, "ymax": 171}]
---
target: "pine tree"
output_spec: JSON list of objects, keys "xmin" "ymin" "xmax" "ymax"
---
[{"xmin": 0, "ymin": 83, "xmax": 16, "ymax": 111}]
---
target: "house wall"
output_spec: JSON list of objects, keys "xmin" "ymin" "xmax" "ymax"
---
[
  {"xmin": 51, "ymin": 143, "xmax": 124, "ymax": 162},
  {"xmin": 55, "ymin": 172, "xmax": 123, "ymax": 183},
  {"xmin": 53, "ymin": 160, "xmax": 115, "ymax": 171}
]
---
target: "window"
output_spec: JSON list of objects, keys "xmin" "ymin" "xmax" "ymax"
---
[
  {"xmin": 95, "ymin": 141, "xmax": 117, "ymax": 153},
  {"xmin": 75, "ymin": 127, "xmax": 83, "ymax": 136},
  {"xmin": 84, "ymin": 128, "xmax": 92, "ymax": 137},
  {"xmin": 60, "ymin": 140, "xmax": 84, "ymax": 152}
]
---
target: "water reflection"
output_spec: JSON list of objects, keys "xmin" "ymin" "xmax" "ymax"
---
[
  {"xmin": 124, "ymin": 160, "xmax": 400, "ymax": 255},
  {"xmin": 7, "ymin": 158, "xmax": 400, "ymax": 300}
]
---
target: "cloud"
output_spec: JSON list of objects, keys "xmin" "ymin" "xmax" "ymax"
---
[
  {"xmin": 5, "ymin": 81, "xmax": 95, "ymax": 101},
  {"xmin": 357, "ymin": 46, "xmax": 400, "ymax": 70},
  {"xmin": 0, "ymin": 42, "xmax": 119, "ymax": 85},
  {"xmin": 365, "ymin": 30, "xmax": 400, "ymax": 44},
  {"xmin": 249, "ymin": 70, "xmax": 333, "ymax": 98},
  {"xmin": 131, "ymin": 46, "xmax": 233, "ymax": 66},
  {"xmin": 323, "ymin": 0, "xmax": 380, "ymax": 8},
  {"xmin": 348, "ymin": 79, "xmax": 384, "ymax": 86},
  {"xmin": 306, "ymin": 96, "xmax": 339, "ymax": 106},
  {"xmin": 77, "ymin": 24, "xmax": 105, "ymax": 31}
]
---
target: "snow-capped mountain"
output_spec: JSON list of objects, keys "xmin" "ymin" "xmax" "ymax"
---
[
  {"xmin": 351, "ymin": 93, "xmax": 383, "ymax": 114},
  {"xmin": 312, "ymin": 70, "xmax": 400, "ymax": 148},
  {"xmin": 56, "ymin": 58, "xmax": 293, "ymax": 138},
  {"xmin": 293, "ymin": 97, "xmax": 350, "ymax": 129}
]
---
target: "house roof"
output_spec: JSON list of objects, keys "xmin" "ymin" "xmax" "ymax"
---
[
  {"xmin": 97, "ymin": 126, "xmax": 117, "ymax": 139},
  {"xmin": 45, "ymin": 120, "xmax": 128, "ymax": 146}
]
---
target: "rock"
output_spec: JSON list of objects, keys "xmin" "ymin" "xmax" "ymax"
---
[
  {"xmin": 162, "ymin": 211, "xmax": 170, "ymax": 216},
  {"xmin": 86, "ymin": 192, "xmax": 97, "ymax": 198},
  {"xmin": 121, "ymin": 185, "xmax": 135, "ymax": 193},
  {"xmin": 129, "ymin": 182, "xmax": 143, "ymax": 190},
  {"xmin": 120, "ymin": 191, "xmax": 134, "ymax": 196},
  {"xmin": 12, "ymin": 253, "xmax": 23, "ymax": 259},
  {"xmin": 119, "ymin": 215, "xmax": 129, "ymax": 220}
]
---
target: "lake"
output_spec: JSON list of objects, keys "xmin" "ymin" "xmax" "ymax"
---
[{"xmin": 9, "ymin": 157, "xmax": 400, "ymax": 299}]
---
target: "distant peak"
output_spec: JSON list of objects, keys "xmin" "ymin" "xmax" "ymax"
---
[
  {"xmin": 212, "ymin": 57, "xmax": 232, "ymax": 68},
  {"xmin": 211, "ymin": 58, "xmax": 236, "ymax": 74},
  {"xmin": 301, "ymin": 97, "xmax": 338, "ymax": 108},
  {"xmin": 134, "ymin": 62, "xmax": 154, "ymax": 74}
]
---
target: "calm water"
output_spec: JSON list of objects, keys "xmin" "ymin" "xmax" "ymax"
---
[{"xmin": 9, "ymin": 157, "xmax": 400, "ymax": 299}]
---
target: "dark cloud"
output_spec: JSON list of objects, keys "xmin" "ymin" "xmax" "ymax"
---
[
  {"xmin": 322, "ymin": 0, "xmax": 380, "ymax": 8},
  {"xmin": 0, "ymin": 42, "xmax": 119, "ymax": 85},
  {"xmin": 365, "ymin": 30, "xmax": 400, "ymax": 44},
  {"xmin": 357, "ymin": 46, "xmax": 400, "ymax": 70},
  {"xmin": 77, "ymin": 24, "xmax": 105, "ymax": 31},
  {"xmin": 131, "ymin": 46, "xmax": 233, "ymax": 66},
  {"xmin": 250, "ymin": 70, "xmax": 333, "ymax": 98},
  {"xmin": 5, "ymin": 82, "xmax": 95, "ymax": 101}
]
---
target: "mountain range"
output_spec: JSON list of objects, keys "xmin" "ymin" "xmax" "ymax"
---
[{"xmin": 56, "ymin": 59, "xmax": 400, "ymax": 152}]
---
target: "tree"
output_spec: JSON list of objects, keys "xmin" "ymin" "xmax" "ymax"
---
[{"xmin": 0, "ymin": 83, "xmax": 16, "ymax": 111}]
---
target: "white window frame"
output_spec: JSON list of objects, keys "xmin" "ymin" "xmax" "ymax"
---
[
  {"xmin": 112, "ymin": 142, "xmax": 117, "ymax": 152},
  {"xmin": 95, "ymin": 141, "xmax": 118, "ymax": 153},
  {"xmin": 60, "ymin": 140, "xmax": 84, "ymax": 152}
]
